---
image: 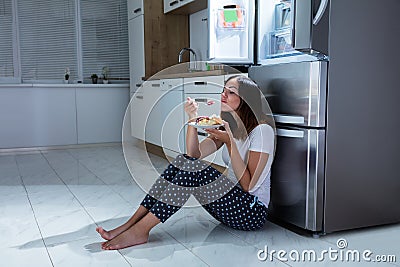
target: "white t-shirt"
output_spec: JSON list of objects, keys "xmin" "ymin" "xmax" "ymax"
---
[{"xmin": 221, "ymin": 124, "xmax": 275, "ymax": 207}]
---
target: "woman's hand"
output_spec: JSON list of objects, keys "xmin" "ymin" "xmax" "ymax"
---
[
  {"xmin": 184, "ymin": 97, "xmax": 199, "ymax": 120},
  {"xmin": 205, "ymin": 120, "xmax": 233, "ymax": 145}
]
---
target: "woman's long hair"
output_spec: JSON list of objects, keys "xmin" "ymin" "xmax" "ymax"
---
[{"xmin": 221, "ymin": 75, "xmax": 273, "ymax": 139}]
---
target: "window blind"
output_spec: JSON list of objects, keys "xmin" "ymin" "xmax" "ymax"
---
[
  {"xmin": 17, "ymin": 0, "xmax": 78, "ymax": 81},
  {"xmin": 0, "ymin": 0, "xmax": 14, "ymax": 78},
  {"xmin": 80, "ymin": 0, "xmax": 129, "ymax": 80}
]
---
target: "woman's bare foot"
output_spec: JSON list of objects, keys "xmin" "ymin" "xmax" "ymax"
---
[
  {"xmin": 96, "ymin": 227, "xmax": 115, "ymax": 241},
  {"xmin": 96, "ymin": 224, "xmax": 134, "ymax": 241},
  {"xmin": 96, "ymin": 206, "xmax": 150, "ymax": 241},
  {"xmin": 101, "ymin": 225, "xmax": 149, "ymax": 250}
]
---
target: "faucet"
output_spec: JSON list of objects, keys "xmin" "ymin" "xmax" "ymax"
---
[{"xmin": 178, "ymin": 48, "xmax": 197, "ymax": 71}]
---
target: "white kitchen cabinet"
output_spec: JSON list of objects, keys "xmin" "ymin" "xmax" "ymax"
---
[
  {"xmin": 128, "ymin": 0, "xmax": 188, "ymax": 97},
  {"xmin": 130, "ymin": 91, "xmax": 144, "ymax": 140},
  {"xmin": 190, "ymin": 9, "xmax": 208, "ymax": 62},
  {"xmin": 0, "ymin": 84, "xmax": 129, "ymax": 149},
  {"xmin": 184, "ymin": 75, "xmax": 224, "ymax": 94},
  {"xmin": 128, "ymin": 13, "xmax": 145, "ymax": 95},
  {"xmin": 130, "ymin": 88, "xmax": 148, "ymax": 141},
  {"xmin": 184, "ymin": 75, "xmax": 226, "ymax": 166},
  {"xmin": 131, "ymin": 80, "xmax": 163, "ymax": 142},
  {"xmin": 76, "ymin": 87, "xmax": 129, "ymax": 144},
  {"xmin": 157, "ymin": 79, "xmax": 185, "ymax": 155},
  {"xmin": 164, "ymin": 0, "xmax": 195, "ymax": 14},
  {"xmin": 0, "ymin": 86, "xmax": 77, "ymax": 149},
  {"xmin": 132, "ymin": 78, "xmax": 185, "ymax": 155},
  {"xmin": 163, "ymin": 0, "xmax": 205, "ymax": 14},
  {"xmin": 164, "ymin": 0, "xmax": 181, "ymax": 13},
  {"xmin": 127, "ymin": 0, "xmax": 143, "ymax": 19},
  {"xmin": 144, "ymin": 80, "xmax": 165, "ymax": 145},
  {"xmin": 180, "ymin": 0, "xmax": 196, "ymax": 6},
  {"xmin": 184, "ymin": 91, "xmax": 224, "ymax": 166},
  {"xmin": 127, "ymin": 0, "xmax": 144, "ymax": 96},
  {"xmin": 132, "ymin": 75, "xmax": 229, "ymax": 166}
]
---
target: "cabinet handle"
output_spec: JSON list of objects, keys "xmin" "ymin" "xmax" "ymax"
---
[
  {"xmin": 133, "ymin": 8, "xmax": 141, "ymax": 14},
  {"xmin": 195, "ymin": 98, "xmax": 207, "ymax": 103},
  {"xmin": 136, "ymin": 95, "xmax": 144, "ymax": 99},
  {"xmin": 194, "ymin": 81, "xmax": 207, "ymax": 86},
  {"xmin": 169, "ymin": 0, "xmax": 179, "ymax": 7},
  {"xmin": 198, "ymin": 132, "xmax": 208, "ymax": 137}
]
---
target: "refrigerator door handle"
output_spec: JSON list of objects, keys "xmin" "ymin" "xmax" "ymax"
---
[
  {"xmin": 276, "ymin": 128, "xmax": 304, "ymax": 138},
  {"xmin": 292, "ymin": 0, "xmax": 312, "ymax": 50},
  {"xmin": 274, "ymin": 114, "xmax": 305, "ymax": 125},
  {"xmin": 313, "ymin": 0, "xmax": 329, "ymax": 25}
]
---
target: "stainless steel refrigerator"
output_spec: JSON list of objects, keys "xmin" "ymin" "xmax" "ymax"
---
[{"xmin": 250, "ymin": 0, "xmax": 400, "ymax": 235}]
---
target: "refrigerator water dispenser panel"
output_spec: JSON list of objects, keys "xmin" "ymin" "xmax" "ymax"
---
[
  {"xmin": 258, "ymin": 0, "xmax": 297, "ymax": 60},
  {"xmin": 257, "ymin": 0, "xmax": 330, "ymax": 63},
  {"xmin": 268, "ymin": 28, "xmax": 298, "ymax": 58},
  {"xmin": 274, "ymin": 2, "xmax": 292, "ymax": 30}
]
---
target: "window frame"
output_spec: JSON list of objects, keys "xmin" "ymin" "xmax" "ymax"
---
[{"xmin": 0, "ymin": 0, "xmax": 128, "ymax": 84}]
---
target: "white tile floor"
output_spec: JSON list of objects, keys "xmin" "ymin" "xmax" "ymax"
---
[{"xmin": 1, "ymin": 144, "xmax": 399, "ymax": 267}]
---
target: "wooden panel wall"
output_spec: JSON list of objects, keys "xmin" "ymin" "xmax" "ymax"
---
[{"xmin": 144, "ymin": 0, "xmax": 189, "ymax": 79}]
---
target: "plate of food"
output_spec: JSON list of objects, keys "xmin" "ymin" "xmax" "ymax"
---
[{"xmin": 188, "ymin": 114, "xmax": 224, "ymax": 129}]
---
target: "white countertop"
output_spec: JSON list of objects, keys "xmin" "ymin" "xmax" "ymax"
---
[{"xmin": 0, "ymin": 83, "xmax": 129, "ymax": 88}]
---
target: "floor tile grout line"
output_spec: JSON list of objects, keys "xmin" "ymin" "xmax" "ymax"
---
[
  {"xmin": 62, "ymin": 147, "xmax": 213, "ymax": 266},
  {"xmin": 160, "ymin": 228, "xmax": 212, "ymax": 267},
  {"xmin": 62, "ymin": 148, "xmax": 147, "ymax": 267},
  {"xmin": 160, "ymin": 216, "xmax": 293, "ymax": 267},
  {"xmin": 40, "ymin": 150, "xmax": 134, "ymax": 267},
  {"xmin": 50, "ymin": 147, "xmax": 239, "ymax": 266},
  {"xmin": 205, "ymin": 219, "xmax": 293, "ymax": 266},
  {"xmin": 40, "ymin": 150, "xmax": 103, "ymax": 228},
  {"xmin": 6, "ymin": 148, "xmax": 399, "ymax": 267},
  {"xmin": 23, "ymin": 147, "xmax": 290, "ymax": 266},
  {"xmin": 216, "ymin": 220, "xmax": 400, "ymax": 266},
  {"xmin": 22, "ymin": 147, "xmax": 290, "ymax": 266},
  {"xmin": 14, "ymin": 155, "xmax": 56, "ymax": 267},
  {"xmin": 64, "ymin": 145, "xmax": 293, "ymax": 266},
  {"xmin": 64, "ymin": 148, "xmax": 138, "ymax": 207}
]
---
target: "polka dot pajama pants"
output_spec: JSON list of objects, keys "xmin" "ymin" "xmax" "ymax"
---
[{"xmin": 140, "ymin": 154, "xmax": 268, "ymax": 231}]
